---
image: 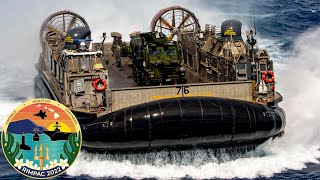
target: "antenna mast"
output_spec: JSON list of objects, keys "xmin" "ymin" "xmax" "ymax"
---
[
  {"xmin": 248, "ymin": 8, "xmax": 257, "ymax": 62},
  {"xmin": 253, "ymin": 8, "xmax": 257, "ymax": 35}
]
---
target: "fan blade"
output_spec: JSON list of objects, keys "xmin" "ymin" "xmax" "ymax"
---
[
  {"xmin": 172, "ymin": 10, "xmax": 175, "ymax": 28},
  {"xmin": 160, "ymin": 17, "xmax": 174, "ymax": 30},
  {"xmin": 155, "ymin": 25, "xmax": 171, "ymax": 30},
  {"xmin": 67, "ymin": 16, "xmax": 77, "ymax": 32},
  {"xmin": 168, "ymin": 33, "xmax": 175, "ymax": 41},
  {"xmin": 62, "ymin": 13, "xmax": 66, "ymax": 32},
  {"xmin": 178, "ymin": 14, "xmax": 191, "ymax": 29},
  {"xmin": 183, "ymin": 22, "xmax": 195, "ymax": 28},
  {"xmin": 47, "ymin": 25, "xmax": 63, "ymax": 37}
]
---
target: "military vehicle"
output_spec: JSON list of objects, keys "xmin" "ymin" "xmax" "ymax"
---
[
  {"xmin": 35, "ymin": 9, "xmax": 285, "ymax": 151},
  {"xmin": 129, "ymin": 31, "xmax": 186, "ymax": 85}
]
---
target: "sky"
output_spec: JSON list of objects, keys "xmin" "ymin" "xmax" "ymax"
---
[{"xmin": 10, "ymin": 103, "xmax": 77, "ymax": 132}]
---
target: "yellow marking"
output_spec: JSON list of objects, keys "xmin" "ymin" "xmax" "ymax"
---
[
  {"xmin": 224, "ymin": 29, "xmax": 237, "ymax": 36},
  {"xmin": 149, "ymin": 92, "xmax": 214, "ymax": 100},
  {"xmin": 65, "ymin": 35, "xmax": 73, "ymax": 43},
  {"xmin": 94, "ymin": 63, "xmax": 103, "ymax": 69},
  {"xmin": 149, "ymin": 95, "xmax": 162, "ymax": 101}
]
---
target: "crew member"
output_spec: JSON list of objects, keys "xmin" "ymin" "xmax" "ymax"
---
[{"xmin": 112, "ymin": 36, "xmax": 123, "ymax": 70}]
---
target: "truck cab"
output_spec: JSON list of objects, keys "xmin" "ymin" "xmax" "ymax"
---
[{"xmin": 130, "ymin": 32, "xmax": 186, "ymax": 85}]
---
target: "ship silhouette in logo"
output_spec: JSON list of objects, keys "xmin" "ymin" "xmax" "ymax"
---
[
  {"xmin": 33, "ymin": 127, "xmax": 40, "ymax": 141},
  {"xmin": 42, "ymin": 122, "xmax": 72, "ymax": 141}
]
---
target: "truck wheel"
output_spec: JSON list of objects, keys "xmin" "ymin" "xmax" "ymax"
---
[
  {"xmin": 143, "ymin": 76, "xmax": 149, "ymax": 86},
  {"xmin": 137, "ymin": 71, "xmax": 143, "ymax": 86},
  {"xmin": 177, "ymin": 78, "xmax": 187, "ymax": 84},
  {"xmin": 116, "ymin": 58, "xmax": 121, "ymax": 68},
  {"xmin": 133, "ymin": 66, "xmax": 137, "ymax": 82}
]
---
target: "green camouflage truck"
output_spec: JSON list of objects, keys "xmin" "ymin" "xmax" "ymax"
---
[{"xmin": 130, "ymin": 31, "xmax": 186, "ymax": 85}]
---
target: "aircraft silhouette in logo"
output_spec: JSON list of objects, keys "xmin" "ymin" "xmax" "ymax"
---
[{"xmin": 34, "ymin": 110, "xmax": 47, "ymax": 119}]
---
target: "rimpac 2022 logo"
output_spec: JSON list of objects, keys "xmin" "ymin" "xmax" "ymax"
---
[{"xmin": 1, "ymin": 99, "xmax": 81, "ymax": 179}]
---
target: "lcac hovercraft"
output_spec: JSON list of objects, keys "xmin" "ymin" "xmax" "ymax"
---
[{"xmin": 35, "ymin": 9, "xmax": 285, "ymax": 151}]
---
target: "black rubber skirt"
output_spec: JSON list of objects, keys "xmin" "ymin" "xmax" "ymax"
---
[{"xmin": 81, "ymin": 97, "xmax": 285, "ymax": 150}]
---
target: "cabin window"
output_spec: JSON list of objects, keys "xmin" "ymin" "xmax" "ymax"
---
[
  {"xmin": 267, "ymin": 61, "xmax": 273, "ymax": 71},
  {"xmin": 50, "ymin": 59, "xmax": 53, "ymax": 75},
  {"xmin": 149, "ymin": 49, "xmax": 161, "ymax": 56},
  {"xmin": 67, "ymin": 56, "xmax": 79, "ymax": 73},
  {"xmin": 236, "ymin": 63, "xmax": 252, "ymax": 80},
  {"xmin": 59, "ymin": 64, "xmax": 64, "ymax": 82},
  {"xmin": 51, "ymin": 59, "xmax": 56, "ymax": 77},
  {"xmin": 92, "ymin": 56, "xmax": 104, "ymax": 70},
  {"xmin": 164, "ymin": 48, "xmax": 177, "ymax": 55},
  {"xmin": 236, "ymin": 63, "xmax": 247, "ymax": 77},
  {"xmin": 260, "ymin": 64, "xmax": 267, "ymax": 71},
  {"xmin": 79, "ymin": 56, "xmax": 92, "ymax": 71},
  {"xmin": 49, "ymin": 58, "xmax": 52, "ymax": 69},
  {"xmin": 56, "ymin": 63, "xmax": 60, "ymax": 81},
  {"xmin": 236, "ymin": 63, "xmax": 246, "ymax": 69}
]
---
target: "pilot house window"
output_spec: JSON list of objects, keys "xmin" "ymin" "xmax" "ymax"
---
[
  {"xmin": 260, "ymin": 64, "xmax": 267, "ymax": 71},
  {"xmin": 67, "ymin": 56, "xmax": 79, "ymax": 73},
  {"xmin": 51, "ymin": 59, "xmax": 56, "ymax": 76},
  {"xmin": 56, "ymin": 63, "xmax": 60, "ymax": 81},
  {"xmin": 80, "ymin": 56, "xmax": 92, "ymax": 71},
  {"xmin": 67, "ymin": 55, "xmax": 104, "ymax": 72},
  {"xmin": 92, "ymin": 56, "xmax": 104, "ymax": 70}
]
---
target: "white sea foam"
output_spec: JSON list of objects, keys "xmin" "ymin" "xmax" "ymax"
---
[{"xmin": 0, "ymin": 100, "xmax": 22, "ymax": 128}]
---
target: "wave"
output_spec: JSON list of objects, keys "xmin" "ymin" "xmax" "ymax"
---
[{"xmin": 0, "ymin": 100, "xmax": 23, "ymax": 128}]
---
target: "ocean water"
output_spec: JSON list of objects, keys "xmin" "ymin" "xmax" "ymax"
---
[
  {"xmin": 0, "ymin": 0, "xmax": 320, "ymax": 179},
  {"xmin": 10, "ymin": 133, "xmax": 67, "ymax": 167}
]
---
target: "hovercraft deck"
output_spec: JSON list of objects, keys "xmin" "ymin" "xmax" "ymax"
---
[
  {"xmin": 103, "ymin": 43, "xmax": 209, "ymax": 89},
  {"xmin": 34, "ymin": 9, "xmax": 286, "ymax": 151}
]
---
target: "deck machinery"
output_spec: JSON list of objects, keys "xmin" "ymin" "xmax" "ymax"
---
[{"xmin": 150, "ymin": 6, "xmax": 281, "ymax": 105}]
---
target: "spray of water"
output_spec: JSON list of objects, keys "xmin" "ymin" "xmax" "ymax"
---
[{"xmin": 276, "ymin": 27, "xmax": 320, "ymax": 146}]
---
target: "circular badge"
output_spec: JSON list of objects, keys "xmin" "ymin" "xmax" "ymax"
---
[{"xmin": 1, "ymin": 99, "xmax": 81, "ymax": 179}]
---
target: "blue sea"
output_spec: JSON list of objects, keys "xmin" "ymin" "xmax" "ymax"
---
[
  {"xmin": 10, "ymin": 133, "xmax": 67, "ymax": 167},
  {"xmin": 0, "ymin": 0, "xmax": 320, "ymax": 179}
]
